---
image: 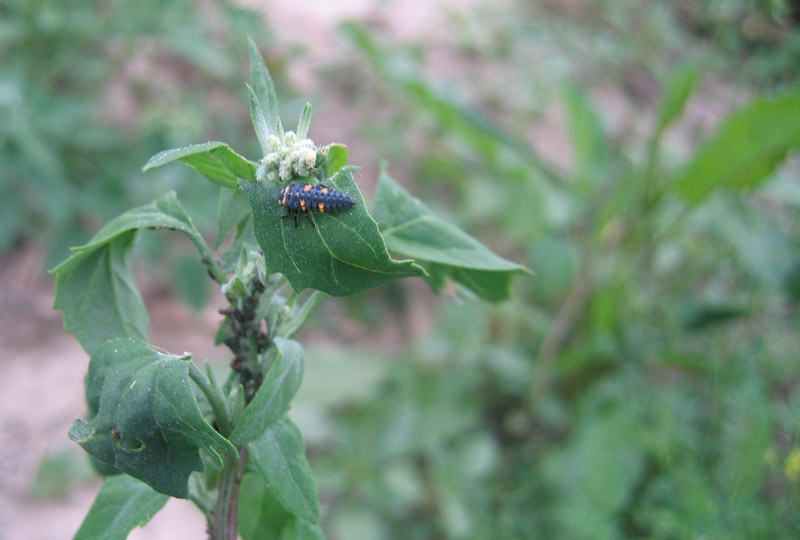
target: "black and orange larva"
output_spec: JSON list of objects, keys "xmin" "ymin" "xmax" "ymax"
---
[{"xmin": 277, "ymin": 183, "xmax": 356, "ymax": 228}]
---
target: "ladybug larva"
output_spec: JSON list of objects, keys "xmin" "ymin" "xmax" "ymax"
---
[{"xmin": 277, "ymin": 183, "xmax": 356, "ymax": 228}]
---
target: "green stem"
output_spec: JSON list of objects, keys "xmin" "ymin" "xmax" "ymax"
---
[
  {"xmin": 211, "ymin": 448, "xmax": 248, "ymax": 540},
  {"xmin": 186, "ymin": 231, "xmax": 228, "ymax": 284},
  {"xmin": 189, "ymin": 363, "xmax": 233, "ymax": 437}
]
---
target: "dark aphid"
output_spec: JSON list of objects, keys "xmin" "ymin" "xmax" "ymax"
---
[{"xmin": 277, "ymin": 183, "xmax": 356, "ymax": 228}]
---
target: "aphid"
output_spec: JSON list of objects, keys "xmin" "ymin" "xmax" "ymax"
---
[{"xmin": 277, "ymin": 183, "xmax": 356, "ymax": 228}]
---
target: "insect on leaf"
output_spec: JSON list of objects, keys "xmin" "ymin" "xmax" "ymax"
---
[{"xmin": 242, "ymin": 168, "xmax": 424, "ymax": 297}]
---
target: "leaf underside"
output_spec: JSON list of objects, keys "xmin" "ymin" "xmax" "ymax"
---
[{"xmin": 142, "ymin": 141, "xmax": 256, "ymax": 188}]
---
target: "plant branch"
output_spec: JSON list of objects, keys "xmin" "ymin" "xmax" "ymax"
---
[{"xmin": 189, "ymin": 362, "xmax": 233, "ymax": 437}]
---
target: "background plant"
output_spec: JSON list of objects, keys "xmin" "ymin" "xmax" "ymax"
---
[
  {"xmin": 297, "ymin": 9, "xmax": 800, "ymax": 539},
  {"xmin": 0, "ymin": 0, "xmax": 270, "ymax": 271},
  {"xmin": 51, "ymin": 39, "xmax": 528, "ymax": 540},
  {"xmin": 9, "ymin": 1, "xmax": 800, "ymax": 539}
]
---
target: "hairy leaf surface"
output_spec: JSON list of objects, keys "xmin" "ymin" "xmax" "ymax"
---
[
  {"xmin": 69, "ymin": 338, "xmax": 237, "ymax": 498},
  {"xmin": 247, "ymin": 416, "xmax": 320, "ymax": 524}
]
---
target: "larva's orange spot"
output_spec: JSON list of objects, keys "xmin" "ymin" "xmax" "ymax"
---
[
  {"xmin": 318, "ymin": 203, "xmax": 325, "ymax": 213},
  {"xmin": 300, "ymin": 199, "xmax": 307, "ymax": 211},
  {"xmin": 281, "ymin": 189, "xmax": 288, "ymax": 206},
  {"xmin": 303, "ymin": 184, "xmax": 313, "ymax": 192},
  {"xmin": 321, "ymin": 187, "xmax": 329, "ymax": 194}
]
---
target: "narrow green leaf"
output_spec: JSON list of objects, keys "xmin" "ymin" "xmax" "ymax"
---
[
  {"xmin": 655, "ymin": 63, "xmax": 698, "ymax": 136},
  {"xmin": 249, "ymin": 37, "xmax": 280, "ymax": 153},
  {"xmin": 248, "ymin": 84, "xmax": 272, "ymax": 155},
  {"xmin": 52, "ymin": 230, "xmax": 148, "ymax": 356},
  {"xmin": 247, "ymin": 416, "xmax": 320, "ymax": 524},
  {"xmin": 563, "ymin": 83, "xmax": 609, "ymax": 187},
  {"xmin": 143, "ymin": 141, "xmax": 256, "ymax": 188},
  {"xmin": 681, "ymin": 302, "xmax": 749, "ymax": 331},
  {"xmin": 373, "ymin": 169, "xmax": 530, "ymax": 302},
  {"xmin": 241, "ymin": 168, "xmax": 424, "ymax": 297},
  {"xmin": 671, "ymin": 90, "xmax": 800, "ymax": 205},
  {"xmin": 73, "ymin": 475, "xmax": 169, "ymax": 540},
  {"xmin": 297, "ymin": 102, "xmax": 312, "ymax": 140},
  {"xmin": 231, "ymin": 338, "xmax": 304, "ymax": 445},
  {"xmin": 279, "ymin": 292, "xmax": 325, "ymax": 338},
  {"xmin": 69, "ymin": 338, "xmax": 238, "ymax": 498}
]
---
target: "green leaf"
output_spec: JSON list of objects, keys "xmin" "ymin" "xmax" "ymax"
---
[
  {"xmin": 239, "ymin": 474, "xmax": 327, "ymax": 540},
  {"xmin": 216, "ymin": 187, "xmax": 253, "ymax": 249},
  {"xmin": 142, "ymin": 141, "xmax": 256, "ymax": 188},
  {"xmin": 297, "ymin": 102, "xmax": 312, "ymax": 140},
  {"xmin": 173, "ymin": 255, "xmax": 209, "ymax": 311},
  {"xmin": 249, "ymin": 37, "xmax": 280, "ymax": 154},
  {"xmin": 280, "ymin": 516, "xmax": 326, "ymax": 540},
  {"xmin": 373, "ymin": 169, "xmax": 530, "ymax": 302},
  {"xmin": 52, "ymin": 192, "xmax": 210, "ymax": 354},
  {"xmin": 73, "ymin": 475, "xmax": 169, "ymax": 540},
  {"xmin": 671, "ymin": 90, "xmax": 800, "ymax": 205},
  {"xmin": 231, "ymin": 338, "xmax": 304, "ymax": 445},
  {"xmin": 563, "ymin": 83, "xmax": 609, "ymax": 187},
  {"xmin": 69, "ymin": 191, "xmax": 207, "ymax": 254},
  {"xmin": 241, "ymin": 168, "xmax": 424, "ymax": 297},
  {"xmin": 238, "ymin": 474, "xmax": 292, "ymax": 540},
  {"xmin": 655, "ymin": 63, "xmax": 698, "ymax": 136},
  {"xmin": 681, "ymin": 301, "xmax": 749, "ymax": 331},
  {"xmin": 69, "ymin": 338, "xmax": 238, "ymax": 498},
  {"xmin": 247, "ymin": 416, "xmax": 320, "ymax": 524},
  {"xmin": 52, "ymin": 230, "xmax": 148, "ymax": 356},
  {"xmin": 319, "ymin": 144, "xmax": 348, "ymax": 178}
]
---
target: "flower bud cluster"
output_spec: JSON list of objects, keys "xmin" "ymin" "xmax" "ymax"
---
[{"xmin": 258, "ymin": 131, "xmax": 317, "ymax": 182}]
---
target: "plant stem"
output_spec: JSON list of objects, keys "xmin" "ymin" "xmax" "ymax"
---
[
  {"xmin": 211, "ymin": 447, "xmax": 249, "ymax": 540},
  {"xmin": 189, "ymin": 363, "xmax": 233, "ymax": 437}
]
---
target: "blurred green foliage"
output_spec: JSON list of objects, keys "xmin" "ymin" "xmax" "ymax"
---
[
  {"xmin": 0, "ymin": 0, "xmax": 273, "ymax": 269},
  {"xmin": 9, "ymin": 0, "xmax": 800, "ymax": 537},
  {"xmin": 294, "ymin": 3, "xmax": 800, "ymax": 539}
]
